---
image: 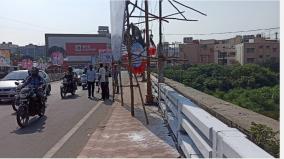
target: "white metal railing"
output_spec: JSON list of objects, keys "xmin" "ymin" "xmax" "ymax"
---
[{"xmin": 151, "ymin": 75, "xmax": 273, "ymax": 158}]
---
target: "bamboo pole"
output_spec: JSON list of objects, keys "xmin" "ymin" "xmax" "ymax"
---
[
  {"xmin": 126, "ymin": 1, "xmax": 135, "ymax": 116},
  {"xmin": 134, "ymin": 74, "xmax": 149, "ymax": 124},
  {"xmin": 145, "ymin": 0, "xmax": 153, "ymax": 105}
]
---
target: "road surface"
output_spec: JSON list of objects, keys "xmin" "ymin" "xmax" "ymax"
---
[{"xmin": 0, "ymin": 81, "xmax": 113, "ymax": 157}]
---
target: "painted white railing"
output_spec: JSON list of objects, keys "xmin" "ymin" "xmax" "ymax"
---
[{"xmin": 151, "ymin": 76, "xmax": 273, "ymax": 158}]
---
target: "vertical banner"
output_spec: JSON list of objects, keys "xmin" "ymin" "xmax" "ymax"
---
[
  {"xmin": 21, "ymin": 58, "xmax": 33, "ymax": 69},
  {"xmin": 110, "ymin": 0, "xmax": 126, "ymax": 61},
  {"xmin": 0, "ymin": 49, "xmax": 11, "ymax": 66},
  {"xmin": 99, "ymin": 49, "xmax": 113, "ymax": 64}
]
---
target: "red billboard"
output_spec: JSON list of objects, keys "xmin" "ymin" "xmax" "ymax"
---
[{"xmin": 65, "ymin": 43, "xmax": 107, "ymax": 56}]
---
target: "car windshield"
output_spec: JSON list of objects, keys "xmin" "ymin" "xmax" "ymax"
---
[{"xmin": 2, "ymin": 71, "xmax": 29, "ymax": 81}]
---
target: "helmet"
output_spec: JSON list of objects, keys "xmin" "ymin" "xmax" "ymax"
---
[
  {"xmin": 31, "ymin": 67, "xmax": 39, "ymax": 76},
  {"xmin": 68, "ymin": 66, "xmax": 73, "ymax": 72}
]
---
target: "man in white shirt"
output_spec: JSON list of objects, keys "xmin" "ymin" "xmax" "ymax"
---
[
  {"xmin": 86, "ymin": 64, "xmax": 96, "ymax": 98},
  {"xmin": 99, "ymin": 63, "xmax": 106, "ymax": 100}
]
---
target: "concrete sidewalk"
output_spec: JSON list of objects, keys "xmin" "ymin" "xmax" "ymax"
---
[{"xmin": 78, "ymin": 76, "xmax": 180, "ymax": 158}]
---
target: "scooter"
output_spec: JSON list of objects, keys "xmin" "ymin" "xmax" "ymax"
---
[{"xmin": 80, "ymin": 74, "xmax": 87, "ymax": 90}]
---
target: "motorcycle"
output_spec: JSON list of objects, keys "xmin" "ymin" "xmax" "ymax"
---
[
  {"xmin": 15, "ymin": 84, "xmax": 46, "ymax": 128},
  {"xmin": 80, "ymin": 74, "xmax": 87, "ymax": 90},
  {"xmin": 60, "ymin": 78, "xmax": 76, "ymax": 98},
  {"xmin": 12, "ymin": 82, "xmax": 48, "ymax": 112}
]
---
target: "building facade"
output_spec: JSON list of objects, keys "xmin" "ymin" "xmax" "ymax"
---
[
  {"xmin": 162, "ymin": 42, "xmax": 181, "ymax": 66},
  {"xmin": 214, "ymin": 43, "xmax": 237, "ymax": 65},
  {"xmin": 179, "ymin": 39, "xmax": 215, "ymax": 65},
  {"xmin": 214, "ymin": 36, "xmax": 242, "ymax": 65},
  {"xmin": 235, "ymin": 36, "xmax": 279, "ymax": 65},
  {"xmin": 0, "ymin": 42, "xmax": 19, "ymax": 54},
  {"xmin": 178, "ymin": 35, "xmax": 279, "ymax": 66},
  {"xmin": 18, "ymin": 44, "xmax": 45, "ymax": 61},
  {"xmin": 45, "ymin": 27, "xmax": 111, "ymax": 68}
]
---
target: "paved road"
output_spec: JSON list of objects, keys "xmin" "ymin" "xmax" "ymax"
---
[{"xmin": 0, "ymin": 81, "xmax": 113, "ymax": 157}]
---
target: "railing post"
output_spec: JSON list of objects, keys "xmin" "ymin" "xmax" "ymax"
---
[{"xmin": 177, "ymin": 98, "xmax": 182, "ymax": 147}]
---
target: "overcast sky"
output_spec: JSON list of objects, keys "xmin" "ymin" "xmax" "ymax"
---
[{"xmin": 0, "ymin": 0, "xmax": 280, "ymax": 46}]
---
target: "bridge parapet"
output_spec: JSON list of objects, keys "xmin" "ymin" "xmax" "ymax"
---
[{"xmin": 151, "ymin": 75, "xmax": 273, "ymax": 158}]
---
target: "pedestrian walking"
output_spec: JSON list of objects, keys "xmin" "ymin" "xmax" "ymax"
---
[
  {"xmin": 96, "ymin": 66, "xmax": 100, "ymax": 93},
  {"xmin": 98, "ymin": 63, "xmax": 106, "ymax": 100},
  {"xmin": 86, "ymin": 64, "xmax": 96, "ymax": 99}
]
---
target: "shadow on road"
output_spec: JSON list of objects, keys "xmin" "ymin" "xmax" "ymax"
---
[
  {"xmin": 0, "ymin": 101, "xmax": 12, "ymax": 106},
  {"xmin": 103, "ymin": 99, "xmax": 113, "ymax": 105},
  {"xmin": 61, "ymin": 94, "xmax": 80, "ymax": 100},
  {"xmin": 11, "ymin": 116, "xmax": 47, "ymax": 135}
]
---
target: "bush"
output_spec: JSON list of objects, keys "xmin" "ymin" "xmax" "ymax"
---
[
  {"xmin": 163, "ymin": 64, "xmax": 279, "ymax": 120},
  {"xmin": 250, "ymin": 122, "xmax": 279, "ymax": 157}
]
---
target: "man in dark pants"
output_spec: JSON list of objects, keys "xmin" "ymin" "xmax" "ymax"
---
[
  {"xmin": 86, "ymin": 65, "xmax": 96, "ymax": 99},
  {"xmin": 99, "ymin": 63, "xmax": 106, "ymax": 100}
]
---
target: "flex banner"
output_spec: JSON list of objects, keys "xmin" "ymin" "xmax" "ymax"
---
[{"xmin": 110, "ymin": 0, "xmax": 126, "ymax": 62}]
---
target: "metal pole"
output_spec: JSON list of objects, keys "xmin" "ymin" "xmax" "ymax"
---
[
  {"xmin": 126, "ymin": 1, "xmax": 135, "ymax": 116},
  {"xmin": 158, "ymin": 0, "xmax": 164, "ymax": 83},
  {"xmin": 145, "ymin": 0, "xmax": 153, "ymax": 104},
  {"xmin": 119, "ymin": 63, "xmax": 124, "ymax": 106}
]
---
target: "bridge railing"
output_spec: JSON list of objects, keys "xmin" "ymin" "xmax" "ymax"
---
[{"xmin": 151, "ymin": 75, "xmax": 273, "ymax": 158}]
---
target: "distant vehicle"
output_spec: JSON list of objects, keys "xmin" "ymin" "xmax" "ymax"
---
[
  {"xmin": 80, "ymin": 74, "xmax": 87, "ymax": 90},
  {"xmin": 0, "ymin": 70, "xmax": 51, "ymax": 103},
  {"xmin": 60, "ymin": 77, "xmax": 76, "ymax": 98},
  {"xmin": 73, "ymin": 68, "xmax": 83, "ymax": 86}
]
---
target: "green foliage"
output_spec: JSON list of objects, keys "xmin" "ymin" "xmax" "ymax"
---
[
  {"xmin": 163, "ymin": 64, "xmax": 279, "ymax": 120},
  {"xmin": 257, "ymin": 59, "xmax": 280, "ymax": 73},
  {"xmin": 250, "ymin": 122, "xmax": 279, "ymax": 157},
  {"xmin": 222, "ymin": 85, "xmax": 279, "ymax": 119},
  {"xmin": 163, "ymin": 63, "xmax": 280, "ymax": 157}
]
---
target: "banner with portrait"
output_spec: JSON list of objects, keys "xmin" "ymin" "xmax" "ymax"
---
[
  {"xmin": 0, "ymin": 49, "xmax": 11, "ymax": 66},
  {"xmin": 99, "ymin": 49, "xmax": 112, "ymax": 64}
]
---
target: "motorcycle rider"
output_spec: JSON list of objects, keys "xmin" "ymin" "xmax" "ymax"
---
[
  {"xmin": 21, "ymin": 67, "xmax": 46, "ymax": 102},
  {"xmin": 63, "ymin": 66, "xmax": 77, "ymax": 90}
]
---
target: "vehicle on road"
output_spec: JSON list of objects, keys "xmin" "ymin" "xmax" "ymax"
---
[
  {"xmin": 15, "ymin": 84, "xmax": 46, "ymax": 128},
  {"xmin": 0, "ymin": 70, "xmax": 51, "ymax": 106},
  {"xmin": 74, "ymin": 68, "xmax": 83, "ymax": 86},
  {"xmin": 80, "ymin": 74, "xmax": 87, "ymax": 90},
  {"xmin": 60, "ymin": 77, "xmax": 76, "ymax": 98}
]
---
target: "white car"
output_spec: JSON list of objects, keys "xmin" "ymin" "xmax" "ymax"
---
[{"xmin": 0, "ymin": 70, "xmax": 51, "ymax": 102}]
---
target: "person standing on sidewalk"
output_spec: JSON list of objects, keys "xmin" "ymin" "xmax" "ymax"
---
[
  {"xmin": 96, "ymin": 66, "xmax": 100, "ymax": 93},
  {"xmin": 86, "ymin": 64, "xmax": 96, "ymax": 99},
  {"xmin": 98, "ymin": 63, "xmax": 106, "ymax": 100}
]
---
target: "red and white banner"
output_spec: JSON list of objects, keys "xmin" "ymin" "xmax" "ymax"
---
[{"xmin": 65, "ymin": 43, "xmax": 107, "ymax": 56}]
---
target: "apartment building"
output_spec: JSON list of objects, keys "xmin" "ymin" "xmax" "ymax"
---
[
  {"xmin": 235, "ymin": 35, "xmax": 279, "ymax": 65},
  {"xmin": 18, "ymin": 44, "xmax": 45, "ymax": 61},
  {"xmin": 0, "ymin": 42, "xmax": 19, "ymax": 54},
  {"xmin": 179, "ymin": 39, "xmax": 215, "ymax": 65},
  {"xmin": 214, "ymin": 36, "xmax": 242, "ymax": 65}
]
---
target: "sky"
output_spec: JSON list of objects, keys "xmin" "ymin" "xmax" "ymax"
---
[{"xmin": 0, "ymin": 0, "xmax": 280, "ymax": 46}]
